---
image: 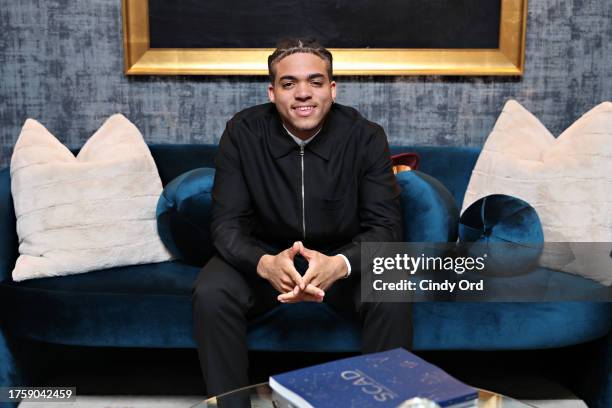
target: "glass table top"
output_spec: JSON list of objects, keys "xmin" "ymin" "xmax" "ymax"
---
[{"xmin": 192, "ymin": 382, "xmax": 535, "ymax": 407}]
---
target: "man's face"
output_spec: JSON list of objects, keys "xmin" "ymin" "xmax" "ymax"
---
[{"xmin": 268, "ymin": 52, "xmax": 336, "ymax": 140}]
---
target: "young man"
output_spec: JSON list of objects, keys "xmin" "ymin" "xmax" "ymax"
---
[{"xmin": 192, "ymin": 38, "xmax": 412, "ymax": 396}]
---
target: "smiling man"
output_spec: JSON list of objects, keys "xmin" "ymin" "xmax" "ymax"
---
[{"xmin": 192, "ymin": 38, "xmax": 412, "ymax": 396}]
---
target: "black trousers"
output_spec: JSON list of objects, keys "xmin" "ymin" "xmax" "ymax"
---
[{"xmin": 192, "ymin": 255, "xmax": 413, "ymax": 396}]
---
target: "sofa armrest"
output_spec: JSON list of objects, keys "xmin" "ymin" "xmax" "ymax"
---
[
  {"xmin": 396, "ymin": 170, "xmax": 459, "ymax": 242},
  {"xmin": 0, "ymin": 168, "xmax": 18, "ymax": 283}
]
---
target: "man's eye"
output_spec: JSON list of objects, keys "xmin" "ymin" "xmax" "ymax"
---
[
  {"xmin": 311, "ymin": 81, "xmax": 323, "ymax": 86},
  {"xmin": 282, "ymin": 82, "xmax": 294, "ymax": 88}
]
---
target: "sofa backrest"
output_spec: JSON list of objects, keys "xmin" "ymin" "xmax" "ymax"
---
[
  {"xmin": 149, "ymin": 144, "xmax": 218, "ymax": 186},
  {"xmin": 0, "ymin": 144, "xmax": 481, "ymax": 281},
  {"xmin": 389, "ymin": 146, "xmax": 481, "ymax": 205},
  {"xmin": 0, "ymin": 168, "xmax": 18, "ymax": 282},
  {"xmin": 145, "ymin": 144, "xmax": 481, "ymax": 207}
]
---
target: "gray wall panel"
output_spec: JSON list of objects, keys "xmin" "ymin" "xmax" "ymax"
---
[{"xmin": 1, "ymin": 0, "xmax": 610, "ymax": 168}]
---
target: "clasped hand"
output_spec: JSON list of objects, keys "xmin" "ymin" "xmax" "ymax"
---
[{"xmin": 256, "ymin": 241, "xmax": 348, "ymax": 304}]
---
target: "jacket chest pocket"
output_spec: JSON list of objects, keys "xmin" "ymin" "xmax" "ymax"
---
[
  {"xmin": 313, "ymin": 185, "xmax": 356, "ymax": 213},
  {"xmin": 312, "ymin": 176, "xmax": 357, "ymax": 205},
  {"xmin": 323, "ymin": 195, "xmax": 348, "ymax": 210},
  {"xmin": 308, "ymin": 191, "xmax": 358, "ymax": 240}
]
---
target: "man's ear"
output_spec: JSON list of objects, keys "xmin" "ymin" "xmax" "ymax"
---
[
  {"xmin": 330, "ymin": 81, "xmax": 337, "ymax": 102},
  {"xmin": 268, "ymin": 84, "xmax": 275, "ymax": 103}
]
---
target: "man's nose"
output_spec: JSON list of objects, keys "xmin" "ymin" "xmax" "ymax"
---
[{"xmin": 294, "ymin": 82, "xmax": 312, "ymax": 100}]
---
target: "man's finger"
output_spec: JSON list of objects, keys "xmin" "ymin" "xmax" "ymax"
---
[
  {"xmin": 278, "ymin": 290, "xmax": 323, "ymax": 303},
  {"xmin": 299, "ymin": 291, "xmax": 324, "ymax": 302},
  {"xmin": 310, "ymin": 276, "xmax": 323, "ymax": 289},
  {"xmin": 303, "ymin": 283, "xmax": 325, "ymax": 298},
  {"xmin": 287, "ymin": 241, "xmax": 302, "ymax": 259},
  {"xmin": 278, "ymin": 284, "xmax": 323, "ymax": 300},
  {"xmin": 273, "ymin": 283, "xmax": 287, "ymax": 294},
  {"xmin": 278, "ymin": 291, "xmax": 297, "ymax": 302},
  {"xmin": 285, "ymin": 265, "xmax": 304, "ymax": 290},
  {"xmin": 301, "ymin": 293, "xmax": 323, "ymax": 302},
  {"xmin": 280, "ymin": 283, "xmax": 293, "ymax": 293},
  {"xmin": 302, "ymin": 267, "xmax": 315, "ymax": 287},
  {"xmin": 299, "ymin": 245, "xmax": 316, "ymax": 259},
  {"xmin": 277, "ymin": 284, "xmax": 324, "ymax": 302},
  {"xmin": 280, "ymin": 295, "xmax": 317, "ymax": 304}
]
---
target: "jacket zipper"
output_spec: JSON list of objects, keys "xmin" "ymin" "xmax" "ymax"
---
[{"xmin": 299, "ymin": 143, "xmax": 306, "ymax": 239}]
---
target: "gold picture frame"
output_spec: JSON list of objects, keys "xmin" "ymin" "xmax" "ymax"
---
[{"xmin": 122, "ymin": 0, "xmax": 527, "ymax": 76}]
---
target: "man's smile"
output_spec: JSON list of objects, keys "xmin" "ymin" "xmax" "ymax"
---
[{"xmin": 292, "ymin": 105, "xmax": 317, "ymax": 117}]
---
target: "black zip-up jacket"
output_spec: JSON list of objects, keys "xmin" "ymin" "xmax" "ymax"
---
[{"xmin": 211, "ymin": 102, "xmax": 403, "ymax": 278}]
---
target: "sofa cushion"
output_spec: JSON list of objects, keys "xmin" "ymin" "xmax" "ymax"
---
[
  {"xmin": 412, "ymin": 301, "xmax": 612, "ymax": 350},
  {"xmin": 157, "ymin": 168, "xmax": 215, "ymax": 266},
  {"xmin": 247, "ymin": 301, "xmax": 612, "ymax": 352},
  {"xmin": 391, "ymin": 152, "xmax": 420, "ymax": 173},
  {"xmin": 459, "ymin": 194, "xmax": 544, "ymax": 275},
  {"xmin": 0, "ymin": 261, "xmax": 200, "ymax": 347},
  {"xmin": 462, "ymin": 100, "xmax": 612, "ymax": 285},
  {"xmin": 395, "ymin": 170, "xmax": 459, "ymax": 242},
  {"xmin": 9, "ymin": 115, "xmax": 172, "ymax": 282},
  {"xmin": 8, "ymin": 260, "xmax": 197, "ymax": 296},
  {"xmin": 1, "ymin": 261, "xmax": 609, "ymax": 351}
]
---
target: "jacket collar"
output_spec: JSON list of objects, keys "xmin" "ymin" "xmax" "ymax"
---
[{"xmin": 268, "ymin": 104, "xmax": 336, "ymax": 161}]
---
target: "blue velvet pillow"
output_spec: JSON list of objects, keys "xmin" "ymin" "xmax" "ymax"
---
[
  {"xmin": 459, "ymin": 194, "xmax": 544, "ymax": 275},
  {"xmin": 395, "ymin": 170, "xmax": 459, "ymax": 242},
  {"xmin": 156, "ymin": 168, "xmax": 215, "ymax": 267}
]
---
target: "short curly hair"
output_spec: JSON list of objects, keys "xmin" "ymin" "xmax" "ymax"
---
[{"xmin": 268, "ymin": 38, "xmax": 333, "ymax": 83}]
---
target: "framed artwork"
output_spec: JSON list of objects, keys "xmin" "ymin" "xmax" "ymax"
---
[{"xmin": 122, "ymin": 0, "xmax": 527, "ymax": 76}]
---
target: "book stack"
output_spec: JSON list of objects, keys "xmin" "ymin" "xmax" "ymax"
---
[{"xmin": 270, "ymin": 348, "xmax": 478, "ymax": 408}]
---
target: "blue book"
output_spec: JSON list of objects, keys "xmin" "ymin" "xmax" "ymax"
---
[{"xmin": 270, "ymin": 348, "xmax": 478, "ymax": 408}]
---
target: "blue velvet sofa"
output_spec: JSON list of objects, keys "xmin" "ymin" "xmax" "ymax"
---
[{"xmin": 0, "ymin": 145, "xmax": 610, "ymax": 408}]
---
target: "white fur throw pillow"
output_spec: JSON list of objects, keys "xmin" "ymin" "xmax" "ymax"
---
[
  {"xmin": 462, "ymin": 100, "xmax": 612, "ymax": 285},
  {"xmin": 10, "ymin": 114, "xmax": 173, "ymax": 281}
]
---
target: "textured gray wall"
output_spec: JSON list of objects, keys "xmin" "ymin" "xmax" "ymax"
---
[{"xmin": 1, "ymin": 1, "xmax": 611, "ymax": 168}]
